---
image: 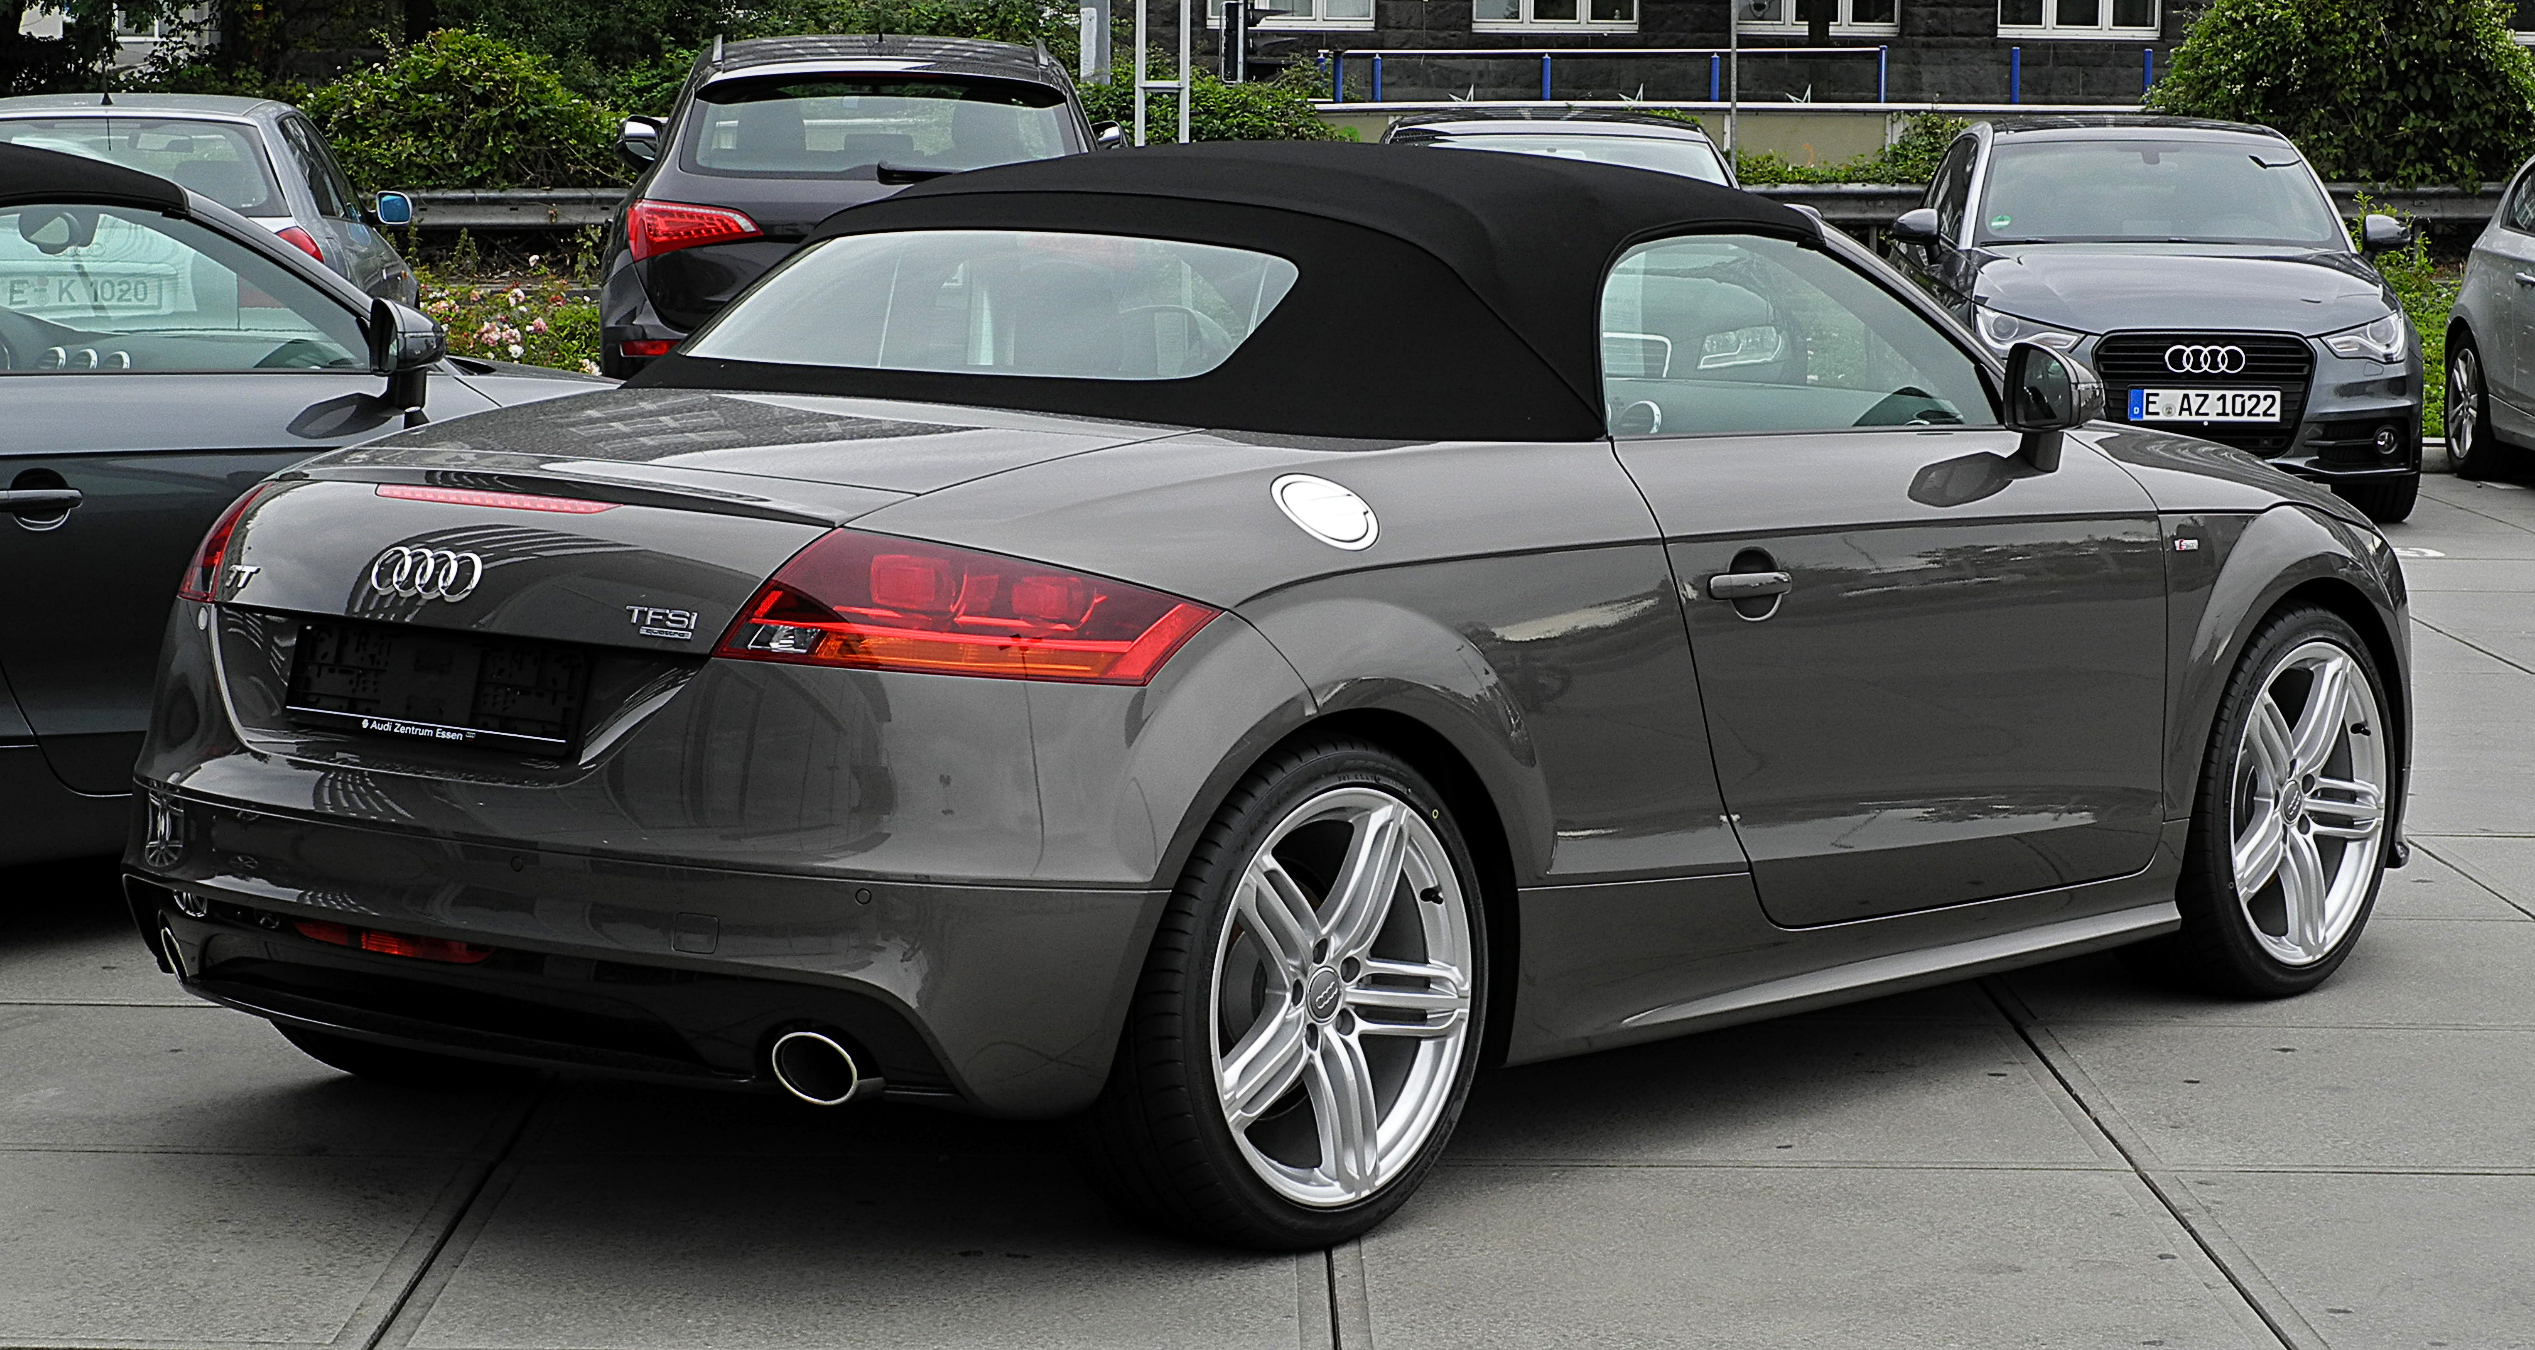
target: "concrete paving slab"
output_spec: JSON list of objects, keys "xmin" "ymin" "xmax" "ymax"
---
[
  {"xmin": 519, "ymin": 1079, "xmax": 1060, "ymax": 1161},
  {"xmin": 2420, "ymin": 836, "xmax": 2535, "ymax": 911},
  {"xmin": 2395, "ymin": 557, "xmax": 2535, "ymax": 592},
  {"xmin": 2413, "ymin": 592, "xmax": 2535, "ymax": 672},
  {"xmin": 2176, "ymin": 1171, "xmax": 2535, "ymax": 1350},
  {"xmin": 2010, "ymin": 920, "xmax": 2535, "ymax": 1028},
  {"xmin": 2370, "ymin": 848, "xmax": 2532, "ymax": 919},
  {"xmin": 0, "ymin": 865, "xmax": 184, "ymax": 1007},
  {"xmin": 1359, "ymin": 1165, "xmax": 2272, "ymax": 1350},
  {"xmin": 0, "ymin": 1149, "xmax": 473, "ymax": 1349},
  {"xmin": 1454, "ymin": 1014, "xmax": 2105, "ymax": 1166},
  {"xmin": 2041, "ymin": 1023, "xmax": 2535, "ymax": 1170},
  {"xmin": 2400, "ymin": 673, "xmax": 2535, "ymax": 835},
  {"xmin": 2405, "ymin": 622, "xmax": 2525, "ymax": 678},
  {"xmin": 395, "ymin": 1158, "xmax": 1310, "ymax": 1350},
  {"xmin": 0, "ymin": 1003, "xmax": 524, "ymax": 1156}
]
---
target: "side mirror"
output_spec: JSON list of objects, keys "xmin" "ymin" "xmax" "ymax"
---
[
  {"xmin": 368, "ymin": 190, "xmax": 414, "ymax": 228},
  {"xmin": 369, "ymin": 298, "xmax": 446, "ymax": 426},
  {"xmin": 2360, "ymin": 213, "xmax": 2410, "ymax": 254},
  {"xmin": 616, "ymin": 116, "xmax": 664, "ymax": 170},
  {"xmin": 2002, "ymin": 341, "xmax": 2102, "ymax": 473},
  {"xmin": 1890, "ymin": 207, "xmax": 1942, "ymax": 245},
  {"xmin": 1091, "ymin": 121, "xmax": 1127, "ymax": 150}
]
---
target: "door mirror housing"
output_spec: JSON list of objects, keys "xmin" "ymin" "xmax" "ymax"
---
[
  {"xmin": 1092, "ymin": 121, "xmax": 1127, "ymax": 150},
  {"xmin": 369, "ymin": 298, "xmax": 446, "ymax": 425},
  {"xmin": 368, "ymin": 190, "xmax": 414, "ymax": 228},
  {"xmin": 2001, "ymin": 342, "xmax": 2102, "ymax": 473},
  {"xmin": 616, "ymin": 116, "xmax": 665, "ymax": 169},
  {"xmin": 2359, "ymin": 212, "xmax": 2411, "ymax": 255},
  {"xmin": 1890, "ymin": 207, "xmax": 1942, "ymax": 245}
]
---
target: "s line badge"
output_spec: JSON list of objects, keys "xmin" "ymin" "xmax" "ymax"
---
[{"xmin": 626, "ymin": 605, "xmax": 699, "ymax": 640}]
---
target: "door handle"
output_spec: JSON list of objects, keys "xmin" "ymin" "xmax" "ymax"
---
[
  {"xmin": 2514, "ymin": 272, "xmax": 2535, "ymax": 287},
  {"xmin": 1705, "ymin": 571, "xmax": 1794, "ymax": 599},
  {"xmin": 0, "ymin": 489, "xmax": 81, "ymax": 518}
]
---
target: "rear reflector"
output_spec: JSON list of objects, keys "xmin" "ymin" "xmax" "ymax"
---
[
  {"xmin": 716, "ymin": 530, "xmax": 1218, "ymax": 685},
  {"xmin": 375, "ymin": 483, "xmax": 618, "ymax": 514},
  {"xmin": 627, "ymin": 200, "xmax": 763, "ymax": 262},
  {"xmin": 295, "ymin": 919, "xmax": 495, "ymax": 965},
  {"xmin": 276, "ymin": 225, "xmax": 325, "ymax": 263},
  {"xmin": 176, "ymin": 484, "xmax": 271, "ymax": 601},
  {"xmin": 619, "ymin": 339, "xmax": 678, "ymax": 358}
]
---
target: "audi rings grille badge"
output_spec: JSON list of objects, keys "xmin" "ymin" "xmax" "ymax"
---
[
  {"xmin": 2164, "ymin": 344, "xmax": 2248, "ymax": 375},
  {"xmin": 369, "ymin": 547, "xmax": 484, "ymax": 602}
]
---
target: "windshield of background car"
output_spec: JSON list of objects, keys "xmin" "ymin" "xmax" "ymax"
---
[
  {"xmin": 0, "ymin": 205, "xmax": 364, "ymax": 371},
  {"xmin": 1600, "ymin": 233, "xmax": 1996, "ymax": 435},
  {"xmin": 1977, "ymin": 139, "xmax": 2345, "ymax": 248},
  {"xmin": 686, "ymin": 75, "xmax": 1073, "ymax": 175},
  {"xmin": 0, "ymin": 117, "xmax": 289, "ymax": 216},
  {"xmin": 1431, "ymin": 131, "xmax": 1730, "ymax": 185},
  {"xmin": 686, "ymin": 230, "xmax": 1298, "ymax": 379}
]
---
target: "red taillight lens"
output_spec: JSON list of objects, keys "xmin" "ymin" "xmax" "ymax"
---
[
  {"xmin": 716, "ymin": 530, "xmax": 1219, "ymax": 685},
  {"xmin": 627, "ymin": 200, "xmax": 763, "ymax": 262},
  {"xmin": 375, "ymin": 484, "xmax": 617, "ymax": 514},
  {"xmin": 618, "ymin": 339, "xmax": 678, "ymax": 358},
  {"xmin": 276, "ymin": 225, "xmax": 325, "ymax": 263},
  {"xmin": 176, "ymin": 485, "xmax": 269, "ymax": 602},
  {"xmin": 294, "ymin": 919, "xmax": 494, "ymax": 965}
]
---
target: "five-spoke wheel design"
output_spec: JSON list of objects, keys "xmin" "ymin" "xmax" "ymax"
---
[
  {"xmin": 1210, "ymin": 787, "xmax": 1475, "ymax": 1207},
  {"xmin": 2228, "ymin": 638, "xmax": 2389, "ymax": 966}
]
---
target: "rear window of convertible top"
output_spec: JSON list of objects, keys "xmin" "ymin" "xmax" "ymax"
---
[{"xmin": 682, "ymin": 230, "xmax": 1301, "ymax": 381}]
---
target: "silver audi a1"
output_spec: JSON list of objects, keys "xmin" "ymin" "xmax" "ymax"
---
[{"xmin": 125, "ymin": 144, "xmax": 2411, "ymax": 1248}]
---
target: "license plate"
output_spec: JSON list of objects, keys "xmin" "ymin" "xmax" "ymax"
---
[
  {"xmin": 0, "ymin": 268, "xmax": 171, "ymax": 316},
  {"xmin": 286, "ymin": 619, "xmax": 591, "ymax": 751},
  {"xmin": 2128, "ymin": 387, "xmax": 2282, "ymax": 423}
]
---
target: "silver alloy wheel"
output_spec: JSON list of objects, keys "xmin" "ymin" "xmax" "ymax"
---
[
  {"xmin": 1210, "ymin": 786, "xmax": 1474, "ymax": 1207},
  {"xmin": 2450, "ymin": 346, "xmax": 2482, "ymax": 466},
  {"xmin": 2230, "ymin": 639, "xmax": 2389, "ymax": 966}
]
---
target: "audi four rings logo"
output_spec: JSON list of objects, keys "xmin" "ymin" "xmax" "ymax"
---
[
  {"xmin": 2164, "ymin": 344, "xmax": 2248, "ymax": 375},
  {"xmin": 368, "ymin": 547, "xmax": 484, "ymax": 602}
]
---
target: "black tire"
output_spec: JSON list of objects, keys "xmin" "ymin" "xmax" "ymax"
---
[
  {"xmin": 1080, "ymin": 737, "xmax": 1489, "ymax": 1250},
  {"xmin": 275, "ymin": 1023, "xmax": 534, "ymax": 1090},
  {"xmin": 2123, "ymin": 606, "xmax": 2394, "ymax": 998},
  {"xmin": 2333, "ymin": 472, "xmax": 2419, "ymax": 524},
  {"xmin": 2446, "ymin": 334, "xmax": 2515, "ymax": 481}
]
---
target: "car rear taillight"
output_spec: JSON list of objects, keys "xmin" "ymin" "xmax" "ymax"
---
[
  {"xmin": 294, "ymin": 919, "xmax": 495, "ymax": 965},
  {"xmin": 176, "ymin": 485, "xmax": 270, "ymax": 602},
  {"xmin": 618, "ymin": 339, "xmax": 678, "ymax": 358},
  {"xmin": 627, "ymin": 200, "xmax": 763, "ymax": 262},
  {"xmin": 276, "ymin": 226, "xmax": 325, "ymax": 263},
  {"xmin": 375, "ymin": 484, "xmax": 617, "ymax": 513},
  {"xmin": 716, "ymin": 530, "xmax": 1219, "ymax": 685}
]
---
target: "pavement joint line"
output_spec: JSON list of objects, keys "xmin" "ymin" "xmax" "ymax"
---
[
  {"xmin": 2410, "ymin": 614, "xmax": 2535, "ymax": 681},
  {"xmin": 1432, "ymin": 1158, "xmax": 2129, "ymax": 1171},
  {"xmin": 359, "ymin": 1083, "xmax": 550, "ymax": 1350},
  {"xmin": 1299, "ymin": 1249, "xmax": 1337, "ymax": 1350},
  {"xmin": 2409, "ymin": 838, "xmax": 2535, "ymax": 921},
  {"xmin": 2409, "ymin": 486, "xmax": 2535, "ymax": 536},
  {"xmin": 1980, "ymin": 977, "xmax": 2322, "ymax": 1350},
  {"xmin": 1329, "ymin": 1239, "xmax": 1372, "ymax": 1349}
]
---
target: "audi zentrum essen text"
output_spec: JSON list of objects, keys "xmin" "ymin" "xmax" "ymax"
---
[
  {"xmin": 125, "ymin": 144, "xmax": 2411, "ymax": 1247},
  {"xmin": 1890, "ymin": 116, "xmax": 2426, "ymax": 523}
]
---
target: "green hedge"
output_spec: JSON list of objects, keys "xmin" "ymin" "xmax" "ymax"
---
[
  {"xmin": 1730, "ymin": 112, "xmax": 1966, "ymax": 186},
  {"xmin": 301, "ymin": 30, "xmax": 627, "ymax": 189},
  {"xmin": 1079, "ymin": 63, "xmax": 1346, "ymax": 143}
]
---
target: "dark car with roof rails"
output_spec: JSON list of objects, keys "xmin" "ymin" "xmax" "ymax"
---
[
  {"xmin": 598, "ymin": 33, "xmax": 1115, "ymax": 377},
  {"xmin": 1382, "ymin": 107, "xmax": 1735, "ymax": 186},
  {"xmin": 0, "ymin": 143, "xmax": 603, "ymax": 871},
  {"xmin": 128, "ymin": 143, "xmax": 2408, "ymax": 1250},
  {"xmin": 1889, "ymin": 115, "xmax": 2425, "ymax": 522},
  {"xmin": 0, "ymin": 92, "xmax": 420, "ymax": 304}
]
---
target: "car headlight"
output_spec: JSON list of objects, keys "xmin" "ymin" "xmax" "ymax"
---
[
  {"xmin": 1971, "ymin": 306, "xmax": 2084, "ymax": 357},
  {"xmin": 2322, "ymin": 312, "xmax": 2409, "ymax": 364}
]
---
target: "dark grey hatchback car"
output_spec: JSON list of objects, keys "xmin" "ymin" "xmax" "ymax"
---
[
  {"xmin": 1890, "ymin": 116, "xmax": 2425, "ymax": 522},
  {"xmin": 126, "ymin": 145, "xmax": 2409, "ymax": 1249}
]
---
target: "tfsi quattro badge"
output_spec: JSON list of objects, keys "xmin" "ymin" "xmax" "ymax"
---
[{"xmin": 626, "ymin": 605, "xmax": 699, "ymax": 640}]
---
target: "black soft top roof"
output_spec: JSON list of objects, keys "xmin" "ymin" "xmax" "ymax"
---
[
  {"xmin": 639, "ymin": 141, "xmax": 1818, "ymax": 442},
  {"xmin": 0, "ymin": 141, "xmax": 185, "ymax": 212}
]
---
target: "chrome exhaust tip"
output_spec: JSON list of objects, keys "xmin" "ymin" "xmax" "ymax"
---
[{"xmin": 768, "ymin": 1029, "xmax": 880, "ymax": 1106}]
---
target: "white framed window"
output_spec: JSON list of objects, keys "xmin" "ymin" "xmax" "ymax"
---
[
  {"xmin": 1214, "ymin": 0, "xmax": 1375, "ymax": 30},
  {"xmin": 2514, "ymin": 0, "xmax": 2535, "ymax": 40},
  {"xmin": 1734, "ymin": 0, "xmax": 1901, "ymax": 37},
  {"xmin": 1998, "ymin": 0, "xmax": 2158, "ymax": 37},
  {"xmin": 1472, "ymin": 0, "xmax": 1639, "ymax": 35}
]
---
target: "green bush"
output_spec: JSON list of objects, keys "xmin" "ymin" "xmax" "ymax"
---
[
  {"xmin": 300, "ymin": 30, "xmax": 627, "ymax": 189},
  {"xmin": 1079, "ymin": 62, "xmax": 1345, "ymax": 142},
  {"xmin": 1732, "ymin": 111, "xmax": 1967, "ymax": 185},
  {"xmin": 2146, "ymin": 0, "xmax": 2535, "ymax": 187}
]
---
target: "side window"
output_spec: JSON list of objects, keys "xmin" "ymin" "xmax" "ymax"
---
[
  {"xmin": 1599, "ymin": 233, "xmax": 1998, "ymax": 437},
  {"xmin": 2509, "ymin": 171, "xmax": 2535, "ymax": 235},
  {"xmin": 1930, "ymin": 140, "xmax": 1976, "ymax": 243},
  {"xmin": 279, "ymin": 117, "xmax": 354, "ymax": 218},
  {"xmin": 0, "ymin": 204, "xmax": 366, "ymax": 372}
]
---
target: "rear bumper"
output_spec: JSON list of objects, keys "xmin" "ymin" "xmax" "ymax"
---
[{"xmin": 123, "ymin": 794, "xmax": 1166, "ymax": 1118}]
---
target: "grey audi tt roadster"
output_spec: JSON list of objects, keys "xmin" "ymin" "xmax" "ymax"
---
[{"xmin": 123, "ymin": 143, "xmax": 2410, "ymax": 1248}]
